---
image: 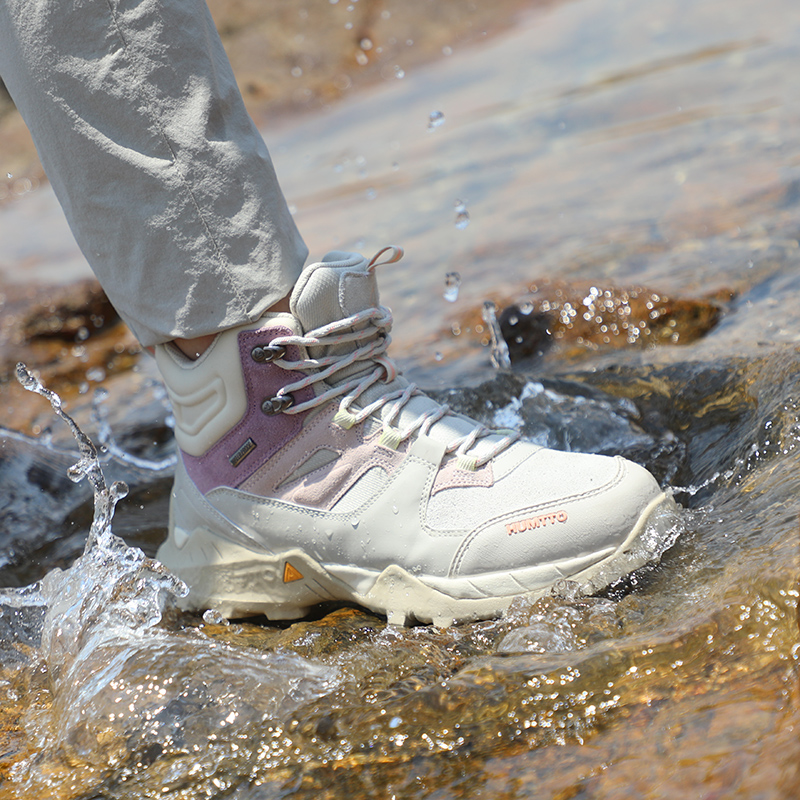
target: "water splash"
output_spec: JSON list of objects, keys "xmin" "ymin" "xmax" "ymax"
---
[
  {"xmin": 498, "ymin": 595, "xmax": 618, "ymax": 654},
  {"xmin": 16, "ymin": 363, "xmax": 128, "ymax": 550},
  {"xmin": 481, "ymin": 301, "xmax": 512, "ymax": 369},
  {"xmin": 91, "ymin": 385, "xmax": 178, "ymax": 472},
  {"xmin": 6, "ymin": 365, "xmax": 338, "ymax": 796}
]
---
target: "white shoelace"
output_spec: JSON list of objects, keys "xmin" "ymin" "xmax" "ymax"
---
[{"xmin": 263, "ymin": 306, "xmax": 520, "ymax": 469}]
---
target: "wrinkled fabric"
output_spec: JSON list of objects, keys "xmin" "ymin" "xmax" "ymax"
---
[{"xmin": 0, "ymin": 0, "xmax": 307, "ymax": 346}]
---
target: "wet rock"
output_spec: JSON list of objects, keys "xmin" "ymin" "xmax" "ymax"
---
[
  {"xmin": 450, "ymin": 279, "xmax": 731, "ymax": 365},
  {"xmin": 431, "ymin": 371, "xmax": 686, "ymax": 484},
  {"xmin": 0, "ymin": 422, "xmax": 174, "ymax": 588},
  {"xmin": 11, "ymin": 279, "xmax": 117, "ymax": 341},
  {"xmin": 0, "ymin": 278, "xmax": 142, "ymax": 433},
  {"xmin": 0, "ymin": 278, "xmax": 171, "ymax": 582},
  {"xmin": 0, "ymin": 431, "xmax": 92, "ymax": 575}
]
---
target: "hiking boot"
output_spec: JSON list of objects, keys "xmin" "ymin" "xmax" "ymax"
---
[{"xmin": 154, "ymin": 247, "xmax": 677, "ymax": 626}]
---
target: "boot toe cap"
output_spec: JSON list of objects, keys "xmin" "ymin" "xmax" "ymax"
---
[{"xmin": 449, "ymin": 452, "xmax": 666, "ymax": 579}]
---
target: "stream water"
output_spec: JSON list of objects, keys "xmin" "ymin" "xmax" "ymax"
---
[{"xmin": 1, "ymin": 0, "xmax": 799, "ymax": 797}]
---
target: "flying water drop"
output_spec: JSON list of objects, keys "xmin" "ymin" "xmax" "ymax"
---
[
  {"xmin": 443, "ymin": 271, "xmax": 461, "ymax": 302},
  {"xmin": 427, "ymin": 110, "xmax": 445, "ymax": 131},
  {"xmin": 454, "ymin": 200, "xmax": 470, "ymax": 229}
]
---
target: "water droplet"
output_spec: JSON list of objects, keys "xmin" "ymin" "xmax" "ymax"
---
[
  {"xmin": 355, "ymin": 51, "xmax": 368, "ymax": 66},
  {"xmin": 86, "ymin": 366, "xmax": 106, "ymax": 382},
  {"xmin": 427, "ymin": 110, "xmax": 445, "ymax": 131},
  {"xmin": 389, "ymin": 716, "xmax": 403, "ymax": 728},
  {"xmin": 434, "ymin": 352, "xmax": 443, "ymax": 362},
  {"xmin": 442, "ymin": 46, "xmax": 453, "ymax": 56},
  {"xmin": 443, "ymin": 271, "xmax": 461, "ymax": 302},
  {"xmin": 454, "ymin": 200, "xmax": 470, "ymax": 229},
  {"xmin": 360, "ymin": 38, "xmax": 373, "ymax": 50},
  {"xmin": 393, "ymin": 66, "xmax": 405, "ymax": 79},
  {"xmin": 203, "ymin": 609, "xmax": 229, "ymax": 626},
  {"xmin": 392, "ymin": 505, "xmax": 398, "ymax": 514},
  {"xmin": 291, "ymin": 66, "xmax": 303, "ymax": 77},
  {"xmin": 350, "ymin": 518, "xmax": 360, "ymax": 528},
  {"xmin": 76, "ymin": 326, "xmax": 90, "ymax": 342}
]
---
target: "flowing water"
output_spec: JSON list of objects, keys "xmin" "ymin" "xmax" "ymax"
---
[{"xmin": 1, "ymin": 0, "xmax": 800, "ymax": 796}]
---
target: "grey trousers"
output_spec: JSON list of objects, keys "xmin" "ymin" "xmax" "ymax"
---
[{"xmin": 0, "ymin": 0, "xmax": 308, "ymax": 347}]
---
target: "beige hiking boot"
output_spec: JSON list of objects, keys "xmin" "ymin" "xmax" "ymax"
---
[{"xmin": 154, "ymin": 248, "xmax": 677, "ymax": 626}]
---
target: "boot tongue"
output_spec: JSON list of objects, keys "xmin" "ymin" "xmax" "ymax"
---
[{"xmin": 290, "ymin": 251, "xmax": 379, "ymax": 335}]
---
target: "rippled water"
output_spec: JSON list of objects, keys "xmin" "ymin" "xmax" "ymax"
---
[{"xmin": 2, "ymin": 0, "xmax": 800, "ymax": 796}]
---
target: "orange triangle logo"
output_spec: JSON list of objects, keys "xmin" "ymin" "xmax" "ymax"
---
[{"xmin": 283, "ymin": 562, "xmax": 304, "ymax": 583}]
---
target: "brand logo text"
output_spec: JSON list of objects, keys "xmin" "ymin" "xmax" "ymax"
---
[{"xmin": 506, "ymin": 510, "xmax": 568, "ymax": 535}]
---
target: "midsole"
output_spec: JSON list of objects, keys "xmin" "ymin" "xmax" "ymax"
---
[{"xmin": 158, "ymin": 491, "xmax": 676, "ymax": 607}]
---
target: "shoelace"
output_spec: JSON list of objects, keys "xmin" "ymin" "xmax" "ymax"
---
[{"xmin": 263, "ymin": 305, "xmax": 520, "ymax": 470}]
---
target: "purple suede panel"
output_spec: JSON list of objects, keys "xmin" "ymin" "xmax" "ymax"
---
[{"xmin": 181, "ymin": 326, "xmax": 316, "ymax": 494}]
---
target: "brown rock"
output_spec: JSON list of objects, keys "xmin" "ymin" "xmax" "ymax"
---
[
  {"xmin": 0, "ymin": 279, "xmax": 141, "ymax": 433},
  {"xmin": 448, "ymin": 278, "xmax": 732, "ymax": 365}
]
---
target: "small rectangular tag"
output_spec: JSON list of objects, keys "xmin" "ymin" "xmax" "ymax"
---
[{"xmin": 229, "ymin": 437, "xmax": 257, "ymax": 467}]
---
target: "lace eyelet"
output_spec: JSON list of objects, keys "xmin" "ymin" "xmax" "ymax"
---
[
  {"xmin": 251, "ymin": 344, "xmax": 287, "ymax": 363},
  {"xmin": 261, "ymin": 394, "xmax": 294, "ymax": 415}
]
